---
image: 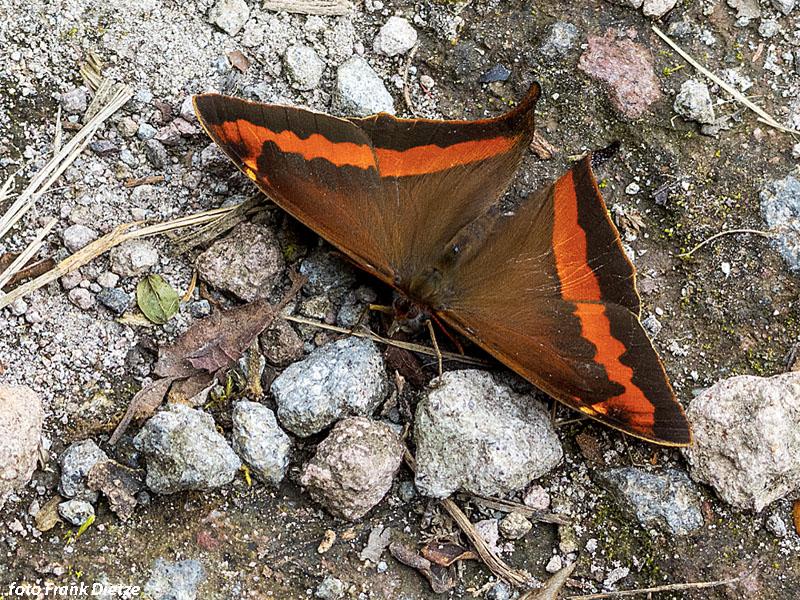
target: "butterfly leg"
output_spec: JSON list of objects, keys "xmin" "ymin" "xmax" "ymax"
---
[
  {"xmin": 426, "ymin": 319, "xmax": 443, "ymax": 377},
  {"xmin": 430, "ymin": 312, "xmax": 465, "ymax": 356}
]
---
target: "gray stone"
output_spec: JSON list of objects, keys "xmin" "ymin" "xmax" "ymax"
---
[
  {"xmin": 760, "ymin": 174, "xmax": 800, "ymax": 272},
  {"xmin": 771, "ymin": 0, "xmax": 796, "ymax": 15},
  {"xmin": 601, "ymin": 467, "xmax": 704, "ymax": 535},
  {"xmin": 643, "ymin": 0, "xmax": 678, "ymax": 17},
  {"xmin": 765, "ymin": 512, "xmax": 788, "ymax": 538},
  {"xmin": 545, "ymin": 555, "xmax": 563, "ymax": 574},
  {"xmin": 60, "ymin": 88, "xmax": 88, "ymax": 114},
  {"xmin": 143, "ymin": 139, "xmax": 169, "ymax": 169},
  {"xmin": 144, "ymin": 559, "xmax": 206, "ymax": 600},
  {"xmin": 478, "ymin": 64, "xmax": 511, "ymax": 83},
  {"xmin": 332, "ymin": 56, "xmax": 395, "ymax": 117},
  {"xmin": 137, "ymin": 122, "xmax": 157, "ymax": 141},
  {"xmin": 373, "ymin": 16, "xmax": 418, "ymax": 57},
  {"xmin": 96, "ymin": 271, "xmax": 120, "ymax": 289},
  {"xmin": 414, "ymin": 370, "xmax": 562, "ymax": 498},
  {"xmin": 284, "ymin": 45, "xmax": 326, "ymax": 91},
  {"xmin": 759, "ymin": 18, "xmax": 780, "ymax": 38},
  {"xmin": 683, "ymin": 372, "xmax": 800, "ymax": 512},
  {"xmin": 96, "ymin": 288, "xmax": 130, "ymax": 315},
  {"xmin": 272, "ymin": 337, "xmax": 388, "ymax": 437},
  {"xmin": 89, "ymin": 140, "xmax": 119, "ymax": 156},
  {"xmin": 499, "ymin": 511, "xmax": 533, "ymax": 540},
  {"xmin": 540, "ymin": 21, "xmax": 580, "ymax": 58},
  {"xmin": 133, "ymin": 404, "xmax": 241, "ymax": 494},
  {"xmin": 195, "ymin": 222, "xmax": 285, "ymax": 302},
  {"xmin": 60, "ymin": 270, "xmax": 82, "ymax": 290},
  {"xmin": 209, "ymin": 0, "xmax": 250, "ymax": 36},
  {"xmin": 301, "ymin": 417, "xmax": 403, "ymax": 521},
  {"xmin": 59, "ymin": 440, "xmax": 109, "ymax": 502},
  {"xmin": 578, "ymin": 31, "xmax": 662, "ymax": 119},
  {"xmin": 359, "ymin": 524, "xmax": 392, "ymax": 562},
  {"xmin": 58, "ymin": 500, "xmax": 95, "ymax": 526},
  {"xmin": 315, "ymin": 575, "xmax": 345, "ymax": 600},
  {"xmin": 62, "ymin": 224, "xmax": 99, "ymax": 253},
  {"xmin": 68, "ymin": 288, "xmax": 96, "ymax": 311},
  {"xmin": 0, "ymin": 386, "xmax": 43, "ymax": 510},
  {"xmin": 231, "ymin": 401, "xmax": 291, "ymax": 486},
  {"xmin": 110, "ymin": 239, "xmax": 159, "ymax": 277},
  {"xmin": 727, "ymin": 0, "xmax": 760, "ymax": 25},
  {"xmin": 299, "ymin": 249, "xmax": 357, "ymax": 301},
  {"xmin": 674, "ymin": 79, "xmax": 716, "ymax": 125},
  {"xmin": 189, "ymin": 299, "xmax": 212, "ymax": 319},
  {"xmin": 260, "ymin": 319, "xmax": 304, "ymax": 367},
  {"xmin": 486, "ymin": 581, "xmax": 513, "ymax": 600}
]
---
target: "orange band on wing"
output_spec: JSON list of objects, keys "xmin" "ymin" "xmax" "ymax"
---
[
  {"xmin": 213, "ymin": 119, "xmax": 377, "ymax": 171},
  {"xmin": 375, "ymin": 136, "xmax": 519, "ymax": 177},
  {"xmin": 573, "ymin": 303, "xmax": 655, "ymax": 430},
  {"xmin": 552, "ymin": 171, "xmax": 602, "ymax": 301}
]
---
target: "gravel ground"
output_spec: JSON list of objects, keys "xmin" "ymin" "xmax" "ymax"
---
[{"xmin": 1, "ymin": 0, "xmax": 800, "ymax": 598}]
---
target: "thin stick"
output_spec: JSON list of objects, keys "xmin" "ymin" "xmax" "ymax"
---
[
  {"xmin": 652, "ymin": 26, "xmax": 799, "ymax": 136},
  {"xmin": 677, "ymin": 228, "xmax": 773, "ymax": 258},
  {"xmin": 461, "ymin": 494, "xmax": 569, "ymax": 525},
  {"xmin": 566, "ymin": 577, "xmax": 738, "ymax": 599},
  {"xmin": 426, "ymin": 319, "xmax": 443, "ymax": 376},
  {"xmin": 0, "ymin": 84, "xmax": 133, "ymax": 242},
  {"xmin": 285, "ymin": 314, "xmax": 487, "ymax": 367},
  {"xmin": 0, "ymin": 218, "xmax": 57, "ymax": 289},
  {"xmin": 403, "ymin": 448, "xmax": 535, "ymax": 588},
  {"xmin": 0, "ymin": 206, "xmax": 237, "ymax": 310},
  {"xmin": 403, "ymin": 45, "xmax": 419, "ymax": 117}
]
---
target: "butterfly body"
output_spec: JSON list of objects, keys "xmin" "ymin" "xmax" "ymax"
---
[{"xmin": 193, "ymin": 84, "xmax": 692, "ymax": 447}]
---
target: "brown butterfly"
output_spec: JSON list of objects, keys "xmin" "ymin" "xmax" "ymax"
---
[{"xmin": 193, "ymin": 83, "xmax": 691, "ymax": 447}]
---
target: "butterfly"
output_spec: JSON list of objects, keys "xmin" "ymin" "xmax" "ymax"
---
[{"xmin": 193, "ymin": 83, "xmax": 691, "ymax": 446}]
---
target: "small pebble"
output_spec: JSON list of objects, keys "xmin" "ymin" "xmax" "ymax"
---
[
  {"xmin": 68, "ymin": 288, "xmax": 95, "ymax": 311},
  {"xmin": 545, "ymin": 554, "xmax": 563, "ymax": 574},
  {"xmin": 58, "ymin": 500, "xmax": 95, "ymax": 527},
  {"xmin": 625, "ymin": 182, "xmax": 641, "ymax": 195},
  {"xmin": 62, "ymin": 224, "xmax": 99, "ymax": 253},
  {"xmin": 96, "ymin": 288, "xmax": 130, "ymax": 315}
]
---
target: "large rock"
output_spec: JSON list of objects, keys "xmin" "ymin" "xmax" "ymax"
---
[
  {"xmin": 683, "ymin": 372, "xmax": 800, "ymax": 511},
  {"xmin": 601, "ymin": 467, "xmax": 704, "ymax": 535},
  {"xmin": 195, "ymin": 222, "xmax": 285, "ymax": 302},
  {"xmin": 331, "ymin": 56, "xmax": 395, "ymax": 117},
  {"xmin": 231, "ymin": 401, "xmax": 292, "ymax": 485},
  {"xmin": 414, "ymin": 370, "xmax": 563, "ymax": 498},
  {"xmin": 133, "ymin": 404, "xmax": 241, "ymax": 494},
  {"xmin": 760, "ymin": 174, "xmax": 800, "ymax": 272},
  {"xmin": 59, "ymin": 440, "xmax": 109, "ymax": 503},
  {"xmin": 271, "ymin": 337, "xmax": 388, "ymax": 437},
  {"xmin": 0, "ymin": 385, "xmax": 43, "ymax": 510},
  {"xmin": 578, "ymin": 30, "xmax": 662, "ymax": 119},
  {"xmin": 300, "ymin": 417, "xmax": 403, "ymax": 520}
]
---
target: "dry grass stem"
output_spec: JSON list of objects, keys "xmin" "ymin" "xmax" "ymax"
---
[
  {"xmin": 0, "ymin": 218, "xmax": 57, "ymax": 290},
  {"xmin": 652, "ymin": 26, "xmax": 799, "ymax": 136},
  {"xmin": 284, "ymin": 314, "xmax": 487, "ymax": 367},
  {"xmin": 262, "ymin": 0, "xmax": 352, "ymax": 15},
  {"xmin": 0, "ymin": 205, "xmax": 237, "ymax": 310},
  {"xmin": 677, "ymin": 228, "xmax": 773, "ymax": 258},
  {"xmin": 0, "ymin": 83, "xmax": 133, "ymax": 243},
  {"xmin": 461, "ymin": 494, "xmax": 569, "ymax": 525},
  {"xmin": 566, "ymin": 577, "xmax": 739, "ymax": 599}
]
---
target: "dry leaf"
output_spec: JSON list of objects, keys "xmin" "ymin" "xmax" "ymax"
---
[
  {"xmin": 227, "ymin": 50, "xmax": 251, "ymax": 73},
  {"xmin": 137, "ymin": 274, "xmax": 180, "ymax": 325},
  {"xmin": 421, "ymin": 540, "xmax": 478, "ymax": 567},
  {"xmin": 793, "ymin": 500, "xmax": 800, "ymax": 536},
  {"xmin": 34, "ymin": 495, "xmax": 63, "ymax": 532},
  {"xmin": 87, "ymin": 460, "xmax": 145, "ymax": 521},
  {"xmin": 389, "ymin": 540, "xmax": 456, "ymax": 594},
  {"xmin": 109, "ymin": 376, "xmax": 176, "ymax": 444}
]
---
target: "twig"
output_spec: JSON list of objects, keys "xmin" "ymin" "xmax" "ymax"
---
[
  {"xmin": 284, "ymin": 314, "xmax": 487, "ymax": 367},
  {"xmin": 426, "ymin": 319, "xmax": 443, "ymax": 376},
  {"xmin": 0, "ymin": 83, "xmax": 133, "ymax": 243},
  {"xmin": 461, "ymin": 493, "xmax": 569, "ymax": 525},
  {"xmin": 124, "ymin": 175, "xmax": 165, "ymax": 188},
  {"xmin": 3, "ymin": 258, "xmax": 55, "ymax": 291},
  {"xmin": 262, "ymin": 0, "xmax": 352, "ymax": 15},
  {"xmin": 566, "ymin": 577, "xmax": 738, "ymax": 599},
  {"xmin": 0, "ymin": 218, "xmax": 57, "ymax": 290},
  {"xmin": 403, "ymin": 45, "xmax": 419, "ymax": 117},
  {"xmin": 652, "ymin": 26, "xmax": 799, "ymax": 136},
  {"xmin": 403, "ymin": 448, "xmax": 536, "ymax": 588},
  {"xmin": 0, "ymin": 206, "xmax": 238, "ymax": 310},
  {"xmin": 677, "ymin": 228, "xmax": 773, "ymax": 258}
]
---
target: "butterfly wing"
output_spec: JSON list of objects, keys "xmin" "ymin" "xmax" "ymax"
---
[
  {"xmin": 192, "ymin": 85, "xmax": 540, "ymax": 290},
  {"xmin": 437, "ymin": 156, "xmax": 691, "ymax": 446}
]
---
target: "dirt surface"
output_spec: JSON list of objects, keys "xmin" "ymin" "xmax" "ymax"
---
[{"xmin": 1, "ymin": 0, "xmax": 799, "ymax": 598}]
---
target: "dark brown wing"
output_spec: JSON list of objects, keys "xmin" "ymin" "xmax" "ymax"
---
[
  {"xmin": 438, "ymin": 157, "xmax": 691, "ymax": 446},
  {"xmin": 192, "ymin": 85, "xmax": 540, "ymax": 289}
]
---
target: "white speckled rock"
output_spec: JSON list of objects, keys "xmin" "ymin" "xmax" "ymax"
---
[
  {"xmin": 59, "ymin": 439, "xmax": 108, "ymax": 503},
  {"xmin": 331, "ymin": 56, "xmax": 394, "ymax": 117},
  {"xmin": 674, "ymin": 79, "xmax": 716, "ymax": 125},
  {"xmin": 134, "ymin": 404, "xmax": 241, "ymax": 494},
  {"xmin": 683, "ymin": 372, "xmax": 800, "ymax": 511},
  {"xmin": 300, "ymin": 417, "xmax": 403, "ymax": 521},
  {"xmin": 231, "ymin": 401, "xmax": 291, "ymax": 485},
  {"xmin": 643, "ymin": 0, "xmax": 678, "ymax": 17},
  {"xmin": 414, "ymin": 370, "xmax": 562, "ymax": 498},
  {"xmin": 110, "ymin": 240, "xmax": 159, "ymax": 277},
  {"xmin": 209, "ymin": 0, "xmax": 250, "ymax": 36},
  {"xmin": 271, "ymin": 337, "xmax": 388, "ymax": 437},
  {"xmin": 760, "ymin": 174, "xmax": 800, "ymax": 273},
  {"xmin": 284, "ymin": 44, "xmax": 326, "ymax": 90},
  {"xmin": 373, "ymin": 16, "xmax": 418, "ymax": 56},
  {"xmin": 0, "ymin": 386, "xmax": 43, "ymax": 510}
]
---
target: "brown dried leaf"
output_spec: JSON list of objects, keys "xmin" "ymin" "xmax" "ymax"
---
[
  {"xmin": 421, "ymin": 540, "xmax": 477, "ymax": 567},
  {"xmin": 227, "ymin": 50, "xmax": 251, "ymax": 73},
  {"xmin": 87, "ymin": 460, "xmax": 145, "ymax": 521},
  {"xmin": 34, "ymin": 495, "xmax": 63, "ymax": 532},
  {"xmin": 793, "ymin": 500, "xmax": 800, "ymax": 536},
  {"xmin": 109, "ymin": 377, "xmax": 176, "ymax": 445},
  {"xmin": 389, "ymin": 540, "xmax": 456, "ymax": 594}
]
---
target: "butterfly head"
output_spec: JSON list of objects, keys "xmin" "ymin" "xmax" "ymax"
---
[{"xmin": 389, "ymin": 293, "xmax": 428, "ymax": 336}]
